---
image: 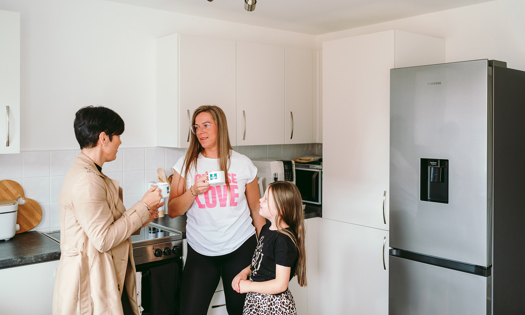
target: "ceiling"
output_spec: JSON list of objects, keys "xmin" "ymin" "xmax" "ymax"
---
[{"xmin": 107, "ymin": 0, "xmax": 493, "ymax": 35}]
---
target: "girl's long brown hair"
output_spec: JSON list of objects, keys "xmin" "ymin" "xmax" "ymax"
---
[
  {"xmin": 180, "ymin": 105, "xmax": 232, "ymax": 190},
  {"xmin": 268, "ymin": 181, "xmax": 307, "ymax": 287}
]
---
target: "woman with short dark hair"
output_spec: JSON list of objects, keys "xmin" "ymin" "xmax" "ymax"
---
[{"xmin": 53, "ymin": 105, "xmax": 163, "ymax": 315}]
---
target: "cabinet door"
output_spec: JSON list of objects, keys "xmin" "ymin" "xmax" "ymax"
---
[
  {"xmin": 0, "ymin": 260, "xmax": 59, "ymax": 314},
  {"xmin": 319, "ymin": 219, "xmax": 388, "ymax": 315},
  {"xmin": 237, "ymin": 42, "xmax": 284, "ymax": 145},
  {"xmin": 180, "ymin": 35, "xmax": 237, "ymax": 147},
  {"xmin": 285, "ymin": 48, "xmax": 313, "ymax": 144},
  {"xmin": 157, "ymin": 34, "xmax": 236, "ymax": 148},
  {"xmin": 0, "ymin": 10, "xmax": 20, "ymax": 154},
  {"xmin": 322, "ymin": 31, "xmax": 393, "ymax": 229}
]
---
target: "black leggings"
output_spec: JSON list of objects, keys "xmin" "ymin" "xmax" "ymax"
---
[{"xmin": 180, "ymin": 234, "xmax": 257, "ymax": 315}]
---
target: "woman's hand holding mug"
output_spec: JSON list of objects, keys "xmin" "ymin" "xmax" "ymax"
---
[{"xmin": 191, "ymin": 172, "xmax": 210, "ymax": 196}]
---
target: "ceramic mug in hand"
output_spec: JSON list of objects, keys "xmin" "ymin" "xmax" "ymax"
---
[{"xmin": 207, "ymin": 171, "xmax": 225, "ymax": 186}]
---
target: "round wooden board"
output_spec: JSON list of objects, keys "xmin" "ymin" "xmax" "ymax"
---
[{"xmin": 0, "ymin": 180, "xmax": 43, "ymax": 233}]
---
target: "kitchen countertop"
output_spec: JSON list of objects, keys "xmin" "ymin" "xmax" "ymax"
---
[
  {"xmin": 0, "ymin": 231, "xmax": 61, "ymax": 269},
  {"xmin": 0, "ymin": 205, "xmax": 321, "ymax": 270}
]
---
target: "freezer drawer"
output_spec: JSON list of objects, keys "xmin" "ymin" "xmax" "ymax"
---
[{"xmin": 389, "ymin": 255, "xmax": 489, "ymax": 315}]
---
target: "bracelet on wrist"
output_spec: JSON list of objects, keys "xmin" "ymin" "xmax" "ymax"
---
[
  {"xmin": 141, "ymin": 201, "xmax": 150, "ymax": 210},
  {"xmin": 190, "ymin": 186, "xmax": 197, "ymax": 197}
]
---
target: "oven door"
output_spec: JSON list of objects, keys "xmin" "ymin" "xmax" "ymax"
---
[
  {"xmin": 295, "ymin": 168, "xmax": 322, "ymax": 205},
  {"xmin": 135, "ymin": 259, "xmax": 182, "ymax": 315}
]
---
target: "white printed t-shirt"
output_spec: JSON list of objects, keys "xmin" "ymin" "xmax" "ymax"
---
[{"xmin": 173, "ymin": 150, "xmax": 258, "ymax": 256}]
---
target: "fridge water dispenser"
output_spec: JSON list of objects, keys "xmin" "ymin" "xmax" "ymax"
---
[{"xmin": 420, "ymin": 159, "xmax": 448, "ymax": 203}]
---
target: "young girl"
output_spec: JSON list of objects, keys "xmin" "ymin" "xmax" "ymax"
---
[{"xmin": 232, "ymin": 181, "xmax": 307, "ymax": 315}]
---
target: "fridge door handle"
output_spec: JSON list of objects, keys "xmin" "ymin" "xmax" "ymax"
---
[
  {"xmin": 383, "ymin": 236, "xmax": 387, "ymax": 270},
  {"xmin": 383, "ymin": 190, "xmax": 386, "ymax": 224}
]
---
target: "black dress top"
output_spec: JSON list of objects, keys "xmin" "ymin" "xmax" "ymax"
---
[{"xmin": 250, "ymin": 221, "xmax": 298, "ymax": 283}]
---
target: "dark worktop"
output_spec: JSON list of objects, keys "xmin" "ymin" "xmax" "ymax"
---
[{"xmin": 0, "ymin": 231, "xmax": 61, "ymax": 269}]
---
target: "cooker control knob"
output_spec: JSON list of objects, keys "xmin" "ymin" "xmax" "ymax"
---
[
  {"xmin": 154, "ymin": 248, "xmax": 162, "ymax": 257},
  {"xmin": 172, "ymin": 246, "xmax": 179, "ymax": 257},
  {"xmin": 163, "ymin": 247, "xmax": 172, "ymax": 256}
]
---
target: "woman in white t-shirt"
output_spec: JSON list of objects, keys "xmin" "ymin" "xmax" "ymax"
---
[{"xmin": 168, "ymin": 105, "xmax": 266, "ymax": 315}]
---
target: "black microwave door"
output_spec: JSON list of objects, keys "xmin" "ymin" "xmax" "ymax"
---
[{"xmin": 295, "ymin": 169, "xmax": 320, "ymax": 204}]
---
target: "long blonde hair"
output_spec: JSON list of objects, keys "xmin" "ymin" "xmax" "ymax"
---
[
  {"xmin": 180, "ymin": 105, "xmax": 232, "ymax": 189},
  {"xmin": 268, "ymin": 181, "xmax": 307, "ymax": 287}
]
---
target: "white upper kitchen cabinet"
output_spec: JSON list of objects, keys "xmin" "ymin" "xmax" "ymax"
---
[
  {"xmin": 322, "ymin": 30, "xmax": 445, "ymax": 229},
  {"xmin": 0, "ymin": 10, "xmax": 20, "ymax": 154},
  {"xmin": 285, "ymin": 48, "xmax": 314, "ymax": 144},
  {"xmin": 157, "ymin": 34, "xmax": 237, "ymax": 148},
  {"xmin": 237, "ymin": 42, "xmax": 285, "ymax": 146},
  {"xmin": 319, "ymin": 219, "xmax": 389, "ymax": 315}
]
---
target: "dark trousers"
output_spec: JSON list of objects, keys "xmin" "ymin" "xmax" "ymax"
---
[{"xmin": 180, "ymin": 235, "xmax": 257, "ymax": 315}]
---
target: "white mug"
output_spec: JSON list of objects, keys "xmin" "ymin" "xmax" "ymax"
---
[
  {"xmin": 207, "ymin": 171, "xmax": 226, "ymax": 186},
  {"xmin": 156, "ymin": 182, "xmax": 170, "ymax": 198}
]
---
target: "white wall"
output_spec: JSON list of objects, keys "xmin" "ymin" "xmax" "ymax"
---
[
  {"xmin": 2, "ymin": 0, "xmax": 525, "ymax": 151},
  {"xmin": 0, "ymin": 0, "xmax": 316, "ymax": 151},
  {"xmin": 316, "ymin": 0, "xmax": 525, "ymax": 72}
]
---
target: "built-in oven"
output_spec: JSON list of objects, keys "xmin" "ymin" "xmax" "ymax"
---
[
  {"xmin": 43, "ymin": 225, "xmax": 183, "ymax": 315},
  {"xmin": 294, "ymin": 163, "xmax": 322, "ymax": 205}
]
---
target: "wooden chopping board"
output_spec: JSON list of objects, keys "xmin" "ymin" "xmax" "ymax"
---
[{"xmin": 0, "ymin": 180, "xmax": 42, "ymax": 234}]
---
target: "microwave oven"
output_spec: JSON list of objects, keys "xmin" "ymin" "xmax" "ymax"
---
[
  {"xmin": 252, "ymin": 160, "xmax": 295, "ymax": 196},
  {"xmin": 294, "ymin": 163, "xmax": 322, "ymax": 205}
]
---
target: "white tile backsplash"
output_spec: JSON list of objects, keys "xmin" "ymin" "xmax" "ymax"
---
[
  {"xmin": 267, "ymin": 145, "xmax": 283, "ymax": 159},
  {"xmin": 145, "ymin": 168, "xmax": 161, "ymax": 184},
  {"xmin": 33, "ymin": 202, "xmax": 50, "ymax": 232},
  {"xmin": 251, "ymin": 145, "xmax": 268, "ymax": 160},
  {"xmin": 0, "ymin": 153, "xmax": 22, "ymax": 179},
  {"xmin": 145, "ymin": 147, "xmax": 165, "ymax": 170},
  {"xmin": 49, "ymin": 202, "xmax": 60, "ymax": 231},
  {"xmin": 123, "ymin": 171, "xmax": 146, "ymax": 195},
  {"xmin": 50, "ymin": 150, "xmax": 76, "ymax": 176},
  {"xmin": 22, "ymin": 151, "xmax": 50, "ymax": 178},
  {"xmin": 164, "ymin": 148, "xmax": 186, "ymax": 171},
  {"xmin": 22, "ymin": 177, "xmax": 50, "ymax": 204},
  {"xmin": 123, "ymin": 148, "xmax": 145, "ymax": 171},
  {"xmin": 103, "ymin": 151, "xmax": 123, "ymax": 173},
  {"xmin": 50, "ymin": 176, "xmax": 65, "ymax": 202},
  {"xmin": 123, "ymin": 194, "xmax": 144, "ymax": 210}
]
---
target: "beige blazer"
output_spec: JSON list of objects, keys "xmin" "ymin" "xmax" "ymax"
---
[{"xmin": 52, "ymin": 153, "xmax": 150, "ymax": 315}]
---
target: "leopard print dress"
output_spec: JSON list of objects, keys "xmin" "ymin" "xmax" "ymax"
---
[{"xmin": 242, "ymin": 288, "xmax": 297, "ymax": 315}]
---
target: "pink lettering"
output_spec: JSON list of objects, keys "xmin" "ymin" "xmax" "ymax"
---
[
  {"xmin": 204, "ymin": 186, "xmax": 217, "ymax": 208},
  {"xmin": 230, "ymin": 173, "xmax": 238, "ymax": 184},
  {"xmin": 195, "ymin": 195, "xmax": 205, "ymax": 208},
  {"xmin": 229, "ymin": 185, "xmax": 239, "ymax": 206},
  {"xmin": 216, "ymin": 186, "xmax": 228, "ymax": 207}
]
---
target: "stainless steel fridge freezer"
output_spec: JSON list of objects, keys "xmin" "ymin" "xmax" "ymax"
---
[{"xmin": 389, "ymin": 59, "xmax": 525, "ymax": 314}]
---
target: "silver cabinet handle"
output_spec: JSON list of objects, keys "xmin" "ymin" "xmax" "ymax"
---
[
  {"xmin": 211, "ymin": 304, "xmax": 226, "ymax": 309},
  {"xmin": 243, "ymin": 110, "xmax": 246, "ymax": 141},
  {"xmin": 383, "ymin": 236, "xmax": 387, "ymax": 270},
  {"xmin": 383, "ymin": 190, "xmax": 386, "ymax": 224},
  {"xmin": 290, "ymin": 111, "xmax": 294, "ymax": 139},
  {"xmin": 5, "ymin": 106, "xmax": 10, "ymax": 147},
  {"xmin": 186, "ymin": 109, "xmax": 191, "ymax": 143}
]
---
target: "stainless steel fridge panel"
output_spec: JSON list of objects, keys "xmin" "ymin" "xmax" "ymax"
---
[
  {"xmin": 390, "ymin": 60, "xmax": 490, "ymax": 266},
  {"xmin": 390, "ymin": 255, "xmax": 490, "ymax": 315}
]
